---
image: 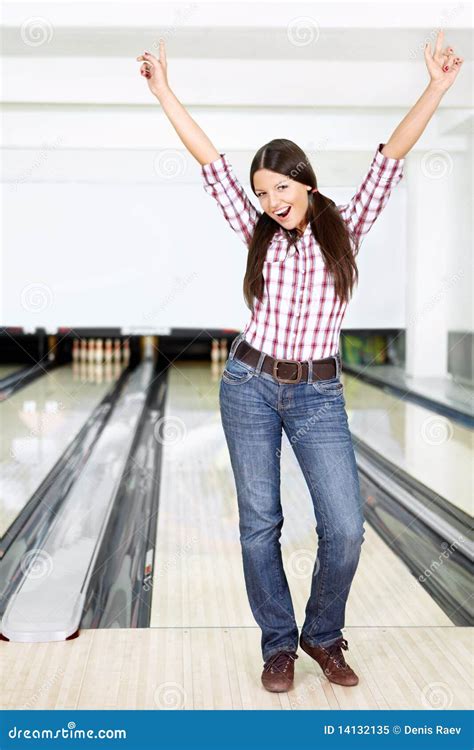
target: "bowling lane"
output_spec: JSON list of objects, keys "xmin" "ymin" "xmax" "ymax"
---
[
  {"xmin": 0, "ymin": 362, "xmax": 123, "ymax": 537},
  {"xmin": 0, "ymin": 364, "xmax": 26, "ymax": 380},
  {"xmin": 343, "ymin": 373, "xmax": 472, "ymax": 516}
]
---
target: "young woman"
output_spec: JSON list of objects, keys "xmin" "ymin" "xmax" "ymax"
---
[{"xmin": 137, "ymin": 32, "xmax": 463, "ymax": 693}]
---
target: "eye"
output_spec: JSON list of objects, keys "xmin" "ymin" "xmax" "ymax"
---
[{"xmin": 256, "ymin": 185, "xmax": 287, "ymax": 197}]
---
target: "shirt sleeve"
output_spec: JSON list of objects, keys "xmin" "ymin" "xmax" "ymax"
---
[
  {"xmin": 336, "ymin": 143, "xmax": 405, "ymax": 253},
  {"xmin": 201, "ymin": 153, "xmax": 261, "ymax": 247}
]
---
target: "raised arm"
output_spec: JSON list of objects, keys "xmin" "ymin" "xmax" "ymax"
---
[
  {"xmin": 380, "ymin": 29, "xmax": 464, "ymax": 159},
  {"xmin": 137, "ymin": 40, "xmax": 261, "ymax": 246},
  {"xmin": 338, "ymin": 30, "xmax": 464, "ymax": 252},
  {"xmin": 136, "ymin": 40, "xmax": 219, "ymax": 166}
]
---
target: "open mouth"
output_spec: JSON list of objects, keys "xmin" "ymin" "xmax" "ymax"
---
[{"xmin": 275, "ymin": 206, "xmax": 291, "ymax": 220}]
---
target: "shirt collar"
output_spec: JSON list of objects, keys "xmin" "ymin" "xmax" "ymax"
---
[
  {"xmin": 280, "ymin": 219, "xmax": 312, "ymax": 243},
  {"xmin": 297, "ymin": 221, "xmax": 313, "ymax": 240}
]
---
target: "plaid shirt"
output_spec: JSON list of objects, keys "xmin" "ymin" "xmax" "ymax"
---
[{"xmin": 202, "ymin": 143, "xmax": 404, "ymax": 361}]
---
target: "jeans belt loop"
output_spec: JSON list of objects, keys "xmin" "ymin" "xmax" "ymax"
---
[
  {"xmin": 229, "ymin": 332, "xmax": 244, "ymax": 361},
  {"xmin": 333, "ymin": 351, "xmax": 341, "ymax": 378},
  {"xmin": 255, "ymin": 349, "xmax": 266, "ymax": 375}
]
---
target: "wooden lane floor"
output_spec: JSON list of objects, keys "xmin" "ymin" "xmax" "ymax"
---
[
  {"xmin": 2, "ymin": 361, "xmax": 471, "ymax": 710},
  {"xmin": 2, "ymin": 626, "xmax": 471, "ymax": 710}
]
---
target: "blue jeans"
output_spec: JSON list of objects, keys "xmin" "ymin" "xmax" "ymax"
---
[{"xmin": 219, "ymin": 333, "xmax": 366, "ymax": 663}]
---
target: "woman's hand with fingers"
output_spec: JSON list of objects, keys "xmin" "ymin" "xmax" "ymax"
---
[
  {"xmin": 424, "ymin": 29, "xmax": 464, "ymax": 92},
  {"xmin": 136, "ymin": 39, "xmax": 170, "ymax": 99}
]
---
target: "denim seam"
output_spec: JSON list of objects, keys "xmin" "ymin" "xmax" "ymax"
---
[
  {"xmin": 264, "ymin": 644, "xmax": 299, "ymax": 662},
  {"xmin": 290, "ymin": 444, "xmax": 330, "ymax": 641},
  {"xmin": 222, "ymin": 371, "xmax": 253, "ymax": 385},
  {"xmin": 303, "ymin": 634, "xmax": 342, "ymax": 649}
]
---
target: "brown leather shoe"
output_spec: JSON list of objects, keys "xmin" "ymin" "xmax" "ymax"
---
[
  {"xmin": 261, "ymin": 650, "xmax": 298, "ymax": 692},
  {"xmin": 300, "ymin": 635, "xmax": 359, "ymax": 686}
]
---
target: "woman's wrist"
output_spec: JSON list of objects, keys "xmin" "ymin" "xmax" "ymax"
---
[
  {"xmin": 153, "ymin": 85, "xmax": 173, "ymax": 102},
  {"xmin": 427, "ymin": 79, "xmax": 449, "ymax": 96}
]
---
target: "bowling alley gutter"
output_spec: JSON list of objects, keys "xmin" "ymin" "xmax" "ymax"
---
[{"xmin": 0, "ymin": 360, "xmax": 157, "ymax": 642}]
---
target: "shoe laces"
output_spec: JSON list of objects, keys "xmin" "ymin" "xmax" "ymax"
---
[
  {"xmin": 324, "ymin": 638, "xmax": 349, "ymax": 669},
  {"xmin": 264, "ymin": 650, "xmax": 298, "ymax": 675}
]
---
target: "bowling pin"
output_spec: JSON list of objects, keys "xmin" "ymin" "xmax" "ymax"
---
[
  {"xmin": 219, "ymin": 338, "xmax": 228, "ymax": 362},
  {"xmin": 80, "ymin": 339, "xmax": 88, "ymax": 363},
  {"xmin": 211, "ymin": 339, "xmax": 219, "ymax": 363},
  {"xmin": 47, "ymin": 335, "xmax": 56, "ymax": 362},
  {"xmin": 87, "ymin": 338, "xmax": 95, "ymax": 364},
  {"xmin": 95, "ymin": 338, "xmax": 103, "ymax": 364},
  {"xmin": 104, "ymin": 338, "xmax": 113, "ymax": 364},
  {"xmin": 72, "ymin": 339, "xmax": 80, "ymax": 363},
  {"xmin": 113, "ymin": 338, "xmax": 121, "ymax": 364},
  {"xmin": 123, "ymin": 338, "xmax": 131, "ymax": 365}
]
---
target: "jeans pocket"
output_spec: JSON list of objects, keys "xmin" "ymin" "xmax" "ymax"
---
[
  {"xmin": 312, "ymin": 376, "xmax": 344, "ymax": 396},
  {"xmin": 222, "ymin": 357, "xmax": 255, "ymax": 385}
]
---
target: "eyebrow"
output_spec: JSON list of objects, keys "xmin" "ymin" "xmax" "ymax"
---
[{"xmin": 255, "ymin": 179, "xmax": 288, "ymax": 192}]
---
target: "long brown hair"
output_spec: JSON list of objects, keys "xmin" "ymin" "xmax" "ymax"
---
[{"xmin": 243, "ymin": 138, "xmax": 359, "ymax": 311}]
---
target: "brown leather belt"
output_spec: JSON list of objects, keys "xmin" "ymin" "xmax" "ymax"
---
[{"xmin": 233, "ymin": 339, "xmax": 338, "ymax": 384}]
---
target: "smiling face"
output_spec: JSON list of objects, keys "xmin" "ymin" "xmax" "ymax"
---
[{"xmin": 253, "ymin": 169, "xmax": 312, "ymax": 235}]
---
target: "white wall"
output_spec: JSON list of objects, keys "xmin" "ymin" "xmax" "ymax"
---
[
  {"xmin": 2, "ymin": 153, "xmax": 407, "ymax": 330},
  {"xmin": 1, "ymin": 1, "xmax": 472, "ymax": 351}
]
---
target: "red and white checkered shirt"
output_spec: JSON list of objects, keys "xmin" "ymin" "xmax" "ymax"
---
[{"xmin": 202, "ymin": 143, "xmax": 404, "ymax": 361}]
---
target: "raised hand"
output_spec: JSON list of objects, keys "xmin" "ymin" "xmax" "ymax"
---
[
  {"xmin": 424, "ymin": 29, "xmax": 464, "ymax": 92},
  {"xmin": 136, "ymin": 39, "xmax": 169, "ymax": 98}
]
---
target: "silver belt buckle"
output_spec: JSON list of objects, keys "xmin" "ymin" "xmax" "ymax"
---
[{"xmin": 273, "ymin": 358, "xmax": 303, "ymax": 384}]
